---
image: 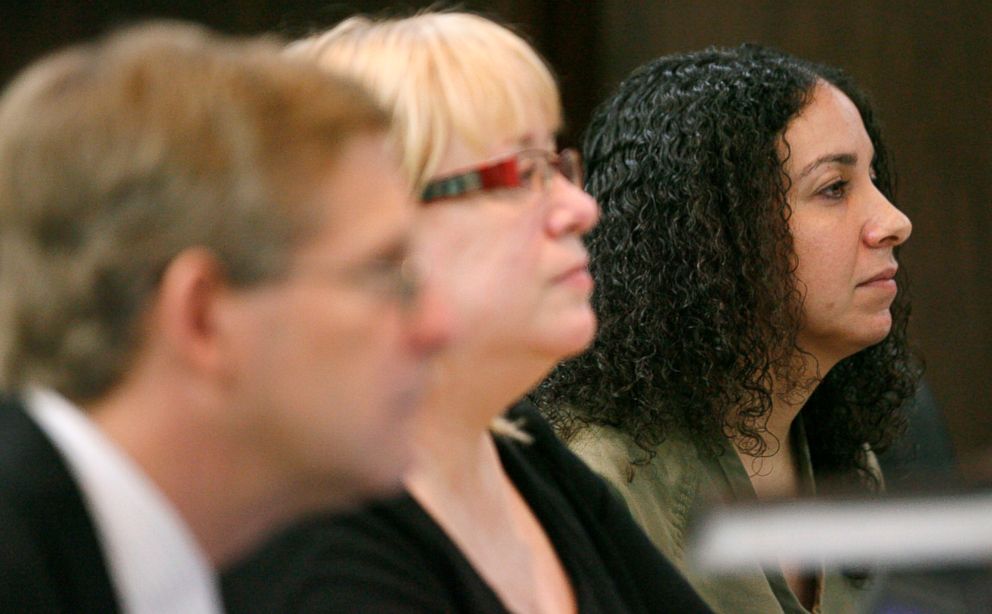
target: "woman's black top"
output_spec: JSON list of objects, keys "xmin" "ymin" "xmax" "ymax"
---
[{"xmin": 221, "ymin": 401, "xmax": 711, "ymax": 613}]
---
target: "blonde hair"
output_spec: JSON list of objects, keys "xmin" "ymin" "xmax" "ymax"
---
[
  {"xmin": 289, "ymin": 11, "xmax": 562, "ymax": 193},
  {"xmin": 0, "ymin": 22, "xmax": 389, "ymax": 401}
]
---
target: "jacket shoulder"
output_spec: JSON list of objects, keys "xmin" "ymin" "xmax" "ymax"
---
[{"xmin": 568, "ymin": 423, "xmax": 706, "ymax": 561}]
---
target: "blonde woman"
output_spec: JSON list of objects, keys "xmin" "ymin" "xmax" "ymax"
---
[{"xmin": 223, "ymin": 12, "xmax": 710, "ymax": 614}]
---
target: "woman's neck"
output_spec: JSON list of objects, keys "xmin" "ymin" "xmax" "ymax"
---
[
  {"xmin": 407, "ymin": 408, "xmax": 501, "ymax": 496},
  {"xmin": 403, "ymin": 341, "xmax": 559, "ymax": 512},
  {"xmin": 762, "ymin": 349, "xmax": 834, "ymax": 448},
  {"xmin": 404, "ymin": 355, "xmax": 537, "ymax": 581},
  {"xmin": 415, "ymin": 344, "xmax": 551, "ymax": 452},
  {"xmin": 403, "ymin": 350, "xmax": 578, "ymax": 614},
  {"xmin": 733, "ymin": 350, "xmax": 834, "ymax": 497}
]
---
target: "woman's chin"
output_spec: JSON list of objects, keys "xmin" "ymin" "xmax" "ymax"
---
[
  {"xmin": 853, "ymin": 313, "xmax": 895, "ymax": 352},
  {"xmin": 546, "ymin": 307, "xmax": 598, "ymax": 360}
]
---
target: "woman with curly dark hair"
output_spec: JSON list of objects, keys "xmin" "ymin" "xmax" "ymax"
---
[{"xmin": 535, "ymin": 45, "xmax": 920, "ymax": 613}]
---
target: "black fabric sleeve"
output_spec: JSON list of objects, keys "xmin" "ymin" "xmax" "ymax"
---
[
  {"xmin": 223, "ymin": 510, "xmax": 451, "ymax": 613},
  {"xmin": 222, "ymin": 502, "xmax": 509, "ymax": 614}
]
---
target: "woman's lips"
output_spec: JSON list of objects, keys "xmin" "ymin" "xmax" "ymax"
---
[
  {"xmin": 857, "ymin": 267, "xmax": 898, "ymax": 291},
  {"xmin": 554, "ymin": 261, "xmax": 594, "ymax": 292},
  {"xmin": 859, "ymin": 278, "xmax": 897, "ymax": 291}
]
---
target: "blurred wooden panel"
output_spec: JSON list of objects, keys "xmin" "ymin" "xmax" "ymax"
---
[{"xmin": 0, "ymin": 1, "xmax": 603, "ymax": 143}]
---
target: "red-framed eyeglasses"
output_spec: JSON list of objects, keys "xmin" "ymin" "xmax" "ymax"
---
[{"xmin": 420, "ymin": 148, "xmax": 583, "ymax": 204}]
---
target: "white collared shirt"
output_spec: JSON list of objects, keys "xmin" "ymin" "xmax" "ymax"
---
[{"xmin": 25, "ymin": 387, "xmax": 223, "ymax": 614}]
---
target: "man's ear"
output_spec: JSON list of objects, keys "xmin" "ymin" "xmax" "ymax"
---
[{"xmin": 152, "ymin": 247, "xmax": 232, "ymax": 376}]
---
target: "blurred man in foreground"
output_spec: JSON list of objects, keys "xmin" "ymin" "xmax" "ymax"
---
[{"xmin": 0, "ymin": 21, "xmax": 448, "ymax": 613}]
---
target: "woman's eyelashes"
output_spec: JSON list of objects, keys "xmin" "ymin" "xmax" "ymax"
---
[
  {"xmin": 817, "ymin": 178, "xmax": 850, "ymax": 201},
  {"xmin": 816, "ymin": 164, "xmax": 879, "ymax": 201}
]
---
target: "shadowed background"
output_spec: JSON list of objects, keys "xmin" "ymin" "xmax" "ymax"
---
[{"xmin": 3, "ymin": 0, "xmax": 989, "ymax": 480}]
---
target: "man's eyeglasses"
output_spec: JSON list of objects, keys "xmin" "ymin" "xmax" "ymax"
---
[
  {"xmin": 357, "ymin": 255, "xmax": 425, "ymax": 309},
  {"xmin": 420, "ymin": 148, "xmax": 583, "ymax": 204},
  {"xmin": 292, "ymin": 254, "xmax": 426, "ymax": 312}
]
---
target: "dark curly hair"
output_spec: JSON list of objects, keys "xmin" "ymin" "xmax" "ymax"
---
[{"xmin": 535, "ymin": 44, "xmax": 921, "ymax": 486}]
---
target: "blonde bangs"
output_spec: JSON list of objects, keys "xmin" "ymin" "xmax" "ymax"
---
[
  {"xmin": 432, "ymin": 17, "xmax": 561, "ymax": 162},
  {"xmin": 291, "ymin": 12, "xmax": 562, "ymax": 192}
]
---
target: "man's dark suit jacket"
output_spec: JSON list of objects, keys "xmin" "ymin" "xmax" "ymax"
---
[{"xmin": 0, "ymin": 395, "xmax": 122, "ymax": 612}]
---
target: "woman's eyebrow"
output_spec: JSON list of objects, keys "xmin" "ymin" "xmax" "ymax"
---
[{"xmin": 799, "ymin": 152, "xmax": 857, "ymax": 179}]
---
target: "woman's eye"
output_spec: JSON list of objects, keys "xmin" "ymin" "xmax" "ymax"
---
[
  {"xmin": 819, "ymin": 179, "xmax": 848, "ymax": 200},
  {"xmin": 517, "ymin": 158, "xmax": 543, "ymax": 184}
]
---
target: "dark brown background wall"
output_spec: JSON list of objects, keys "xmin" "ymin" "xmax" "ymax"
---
[{"xmin": 3, "ymin": 1, "xmax": 989, "ymax": 471}]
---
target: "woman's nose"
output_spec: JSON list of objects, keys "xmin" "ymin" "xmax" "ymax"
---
[
  {"xmin": 865, "ymin": 188, "xmax": 912, "ymax": 248},
  {"xmin": 545, "ymin": 177, "xmax": 600, "ymax": 237}
]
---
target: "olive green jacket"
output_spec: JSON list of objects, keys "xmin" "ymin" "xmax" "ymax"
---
[{"xmin": 569, "ymin": 419, "xmax": 872, "ymax": 614}]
